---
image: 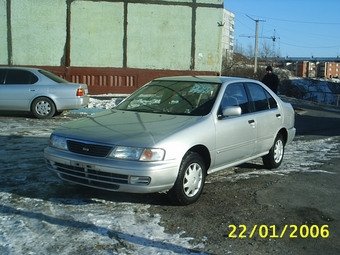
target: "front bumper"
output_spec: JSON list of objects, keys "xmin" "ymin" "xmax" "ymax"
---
[{"xmin": 44, "ymin": 146, "xmax": 179, "ymax": 194}]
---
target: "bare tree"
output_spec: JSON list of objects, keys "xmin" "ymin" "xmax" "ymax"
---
[
  {"xmin": 260, "ymin": 40, "xmax": 275, "ymax": 60},
  {"xmin": 246, "ymin": 44, "xmax": 254, "ymax": 59}
]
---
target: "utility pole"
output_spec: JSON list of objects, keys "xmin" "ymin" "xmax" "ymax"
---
[
  {"xmin": 240, "ymin": 28, "xmax": 280, "ymax": 70},
  {"xmin": 245, "ymin": 15, "xmax": 265, "ymax": 74}
]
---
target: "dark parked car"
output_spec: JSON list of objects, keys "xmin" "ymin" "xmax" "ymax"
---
[{"xmin": 0, "ymin": 67, "xmax": 89, "ymax": 118}]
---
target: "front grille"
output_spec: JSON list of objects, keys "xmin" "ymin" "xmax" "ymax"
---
[
  {"xmin": 67, "ymin": 140, "xmax": 113, "ymax": 157},
  {"xmin": 50, "ymin": 162, "xmax": 129, "ymax": 191}
]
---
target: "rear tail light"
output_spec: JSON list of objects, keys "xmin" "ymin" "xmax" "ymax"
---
[{"xmin": 76, "ymin": 88, "xmax": 84, "ymax": 96}]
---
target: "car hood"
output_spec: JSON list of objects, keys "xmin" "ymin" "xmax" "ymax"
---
[{"xmin": 54, "ymin": 109, "xmax": 202, "ymax": 146}]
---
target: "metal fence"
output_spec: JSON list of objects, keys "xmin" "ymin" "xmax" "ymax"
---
[{"xmin": 304, "ymin": 91, "xmax": 340, "ymax": 107}]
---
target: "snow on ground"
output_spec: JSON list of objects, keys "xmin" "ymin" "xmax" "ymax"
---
[
  {"xmin": 206, "ymin": 136, "xmax": 340, "ymax": 183},
  {"xmin": 289, "ymin": 77, "xmax": 340, "ymax": 106},
  {"xmin": 0, "ymin": 101, "xmax": 207, "ymax": 254},
  {"xmin": 1, "ymin": 95, "xmax": 340, "ymax": 254}
]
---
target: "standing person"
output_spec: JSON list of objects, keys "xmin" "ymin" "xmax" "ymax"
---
[{"xmin": 262, "ymin": 66, "xmax": 279, "ymax": 94}]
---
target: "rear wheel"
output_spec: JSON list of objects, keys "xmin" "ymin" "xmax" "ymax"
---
[
  {"xmin": 32, "ymin": 97, "xmax": 56, "ymax": 119},
  {"xmin": 168, "ymin": 152, "xmax": 206, "ymax": 205},
  {"xmin": 263, "ymin": 133, "xmax": 285, "ymax": 169}
]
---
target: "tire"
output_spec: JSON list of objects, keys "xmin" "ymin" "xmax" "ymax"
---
[
  {"xmin": 31, "ymin": 97, "xmax": 56, "ymax": 119},
  {"xmin": 263, "ymin": 133, "xmax": 285, "ymax": 169},
  {"xmin": 168, "ymin": 152, "xmax": 206, "ymax": 205}
]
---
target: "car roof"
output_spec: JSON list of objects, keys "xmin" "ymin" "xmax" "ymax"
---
[
  {"xmin": 0, "ymin": 66, "xmax": 42, "ymax": 72},
  {"xmin": 154, "ymin": 75, "xmax": 257, "ymax": 84}
]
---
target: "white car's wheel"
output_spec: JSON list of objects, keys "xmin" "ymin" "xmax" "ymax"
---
[
  {"xmin": 169, "ymin": 152, "xmax": 206, "ymax": 205},
  {"xmin": 263, "ymin": 133, "xmax": 285, "ymax": 169},
  {"xmin": 32, "ymin": 97, "xmax": 56, "ymax": 119}
]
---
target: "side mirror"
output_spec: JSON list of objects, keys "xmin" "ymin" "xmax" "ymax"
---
[{"xmin": 221, "ymin": 106, "xmax": 242, "ymax": 117}]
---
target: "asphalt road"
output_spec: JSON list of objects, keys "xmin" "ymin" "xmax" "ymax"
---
[{"xmin": 293, "ymin": 100, "xmax": 340, "ymax": 138}]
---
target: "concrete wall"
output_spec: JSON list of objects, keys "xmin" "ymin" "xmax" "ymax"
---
[
  {"xmin": 70, "ymin": 1, "xmax": 125, "ymax": 67},
  {"xmin": 1, "ymin": 0, "xmax": 225, "ymax": 93},
  {"xmin": 127, "ymin": 4, "xmax": 192, "ymax": 70},
  {"xmin": 195, "ymin": 7, "xmax": 223, "ymax": 71},
  {"xmin": 0, "ymin": 1, "xmax": 8, "ymax": 64},
  {"xmin": 10, "ymin": 0, "xmax": 67, "ymax": 66},
  {"xmin": 1, "ymin": 0, "xmax": 224, "ymax": 72}
]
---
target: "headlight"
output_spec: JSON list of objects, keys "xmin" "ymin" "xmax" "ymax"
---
[
  {"xmin": 109, "ymin": 146, "xmax": 165, "ymax": 161},
  {"xmin": 139, "ymin": 148, "xmax": 165, "ymax": 161},
  {"xmin": 49, "ymin": 135, "xmax": 68, "ymax": 150}
]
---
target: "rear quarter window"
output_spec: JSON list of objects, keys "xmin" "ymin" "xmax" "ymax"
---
[
  {"xmin": 38, "ymin": 70, "xmax": 68, "ymax": 83},
  {"xmin": 265, "ymin": 90, "xmax": 278, "ymax": 109}
]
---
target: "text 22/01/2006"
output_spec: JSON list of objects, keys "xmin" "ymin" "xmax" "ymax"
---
[{"xmin": 228, "ymin": 224, "xmax": 330, "ymax": 239}]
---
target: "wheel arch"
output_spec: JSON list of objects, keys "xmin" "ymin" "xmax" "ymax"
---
[
  {"xmin": 187, "ymin": 145, "xmax": 211, "ymax": 172},
  {"xmin": 278, "ymin": 128, "xmax": 288, "ymax": 145},
  {"xmin": 30, "ymin": 96, "xmax": 58, "ymax": 112}
]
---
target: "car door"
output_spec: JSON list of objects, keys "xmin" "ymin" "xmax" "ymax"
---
[
  {"xmin": 0, "ymin": 69, "xmax": 39, "ymax": 110},
  {"xmin": 246, "ymin": 82, "xmax": 282, "ymax": 155},
  {"xmin": 214, "ymin": 83, "xmax": 257, "ymax": 168}
]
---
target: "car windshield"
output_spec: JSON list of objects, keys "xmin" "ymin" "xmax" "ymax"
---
[
  {"xmin": 116, "ymin": 80, "xmax": 220, "ymax": 116},
  {"xmin": 38, "ymin": 70, "xmax": 68, "ymax": 83}
]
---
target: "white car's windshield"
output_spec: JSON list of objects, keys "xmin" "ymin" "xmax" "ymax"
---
[{"xmin": 116, "ymin": 80, "xmax": 221, "ymax": 116}]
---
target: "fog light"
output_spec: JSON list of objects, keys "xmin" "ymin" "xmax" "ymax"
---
[{"xmin": 130, "ymin": 176, "xmax": 150, "ymax": 185}]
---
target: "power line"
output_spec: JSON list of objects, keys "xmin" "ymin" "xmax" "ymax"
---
[
  {"xmin": 230, "ymin": 10, "xmax": 340, "ymax": 25},
  {"xmin": 256, "ymin": 16, "xmax": 340, "ymax": 25},
  {"xmin": 280, "ymin": 41, "xmax": 340, "ymax": 49}
]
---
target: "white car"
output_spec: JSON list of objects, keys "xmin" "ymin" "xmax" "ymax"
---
[
  {"xmin": 44, "ymin": 76, "xmax": 296, "ymax": 205},
  {"xmin": 0, "ymin": 67, "xmax": 89, "ymax": 118}
]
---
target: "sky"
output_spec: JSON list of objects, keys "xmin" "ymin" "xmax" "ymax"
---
[{"xmin": 224, "ymin": 0, "xmax": 340, "ymax": 58}]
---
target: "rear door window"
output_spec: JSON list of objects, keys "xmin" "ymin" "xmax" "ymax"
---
[
  {"xmin": 0, "ymin": 69, "xmax": 7, "ymax": 84},
  {"xmin": 5, "ymin": 70, "xmax": 38, "ymax": 84}
]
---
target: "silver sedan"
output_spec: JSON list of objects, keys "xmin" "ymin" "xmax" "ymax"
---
[
  {"xmin": 0, "ymin": 67, "xmax": 89, "ymax": 118},
  {"xmin": 44, "ymin": 76, "xmax": 296, "ymax": 205}
]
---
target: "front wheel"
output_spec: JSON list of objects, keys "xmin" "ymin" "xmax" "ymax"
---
[
  {"xmin": 168, "ymin": 152, "xmax": 206, "ymax": 205},
  {"xmin": 262, "ymin": 133, "xmax": 285, "ymax": 169},
  {"xmin": 32, "ymin": 97, "xmax": 56, "ymax": 119}
]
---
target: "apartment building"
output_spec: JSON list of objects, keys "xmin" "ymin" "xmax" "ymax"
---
[
  {"xmin": 222, "ymin": 9, "xmax": 235, "ymax": 60},
  {"xmin": 324, "ymin": 62, "xmax": 340, "ymax": 78},
  {"xmin": 282, "ymin": 57, "xmax": 340, "ymax": 78}
]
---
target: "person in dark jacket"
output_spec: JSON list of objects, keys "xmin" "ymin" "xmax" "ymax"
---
[{"xmin": 262, "ymin": 66, "xmax": 279, "ymax": 94}]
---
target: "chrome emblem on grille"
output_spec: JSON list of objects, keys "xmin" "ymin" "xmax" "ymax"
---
[{"xmin": 82, "ymin": 147, "xmax": 90, "ymax": 152}]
